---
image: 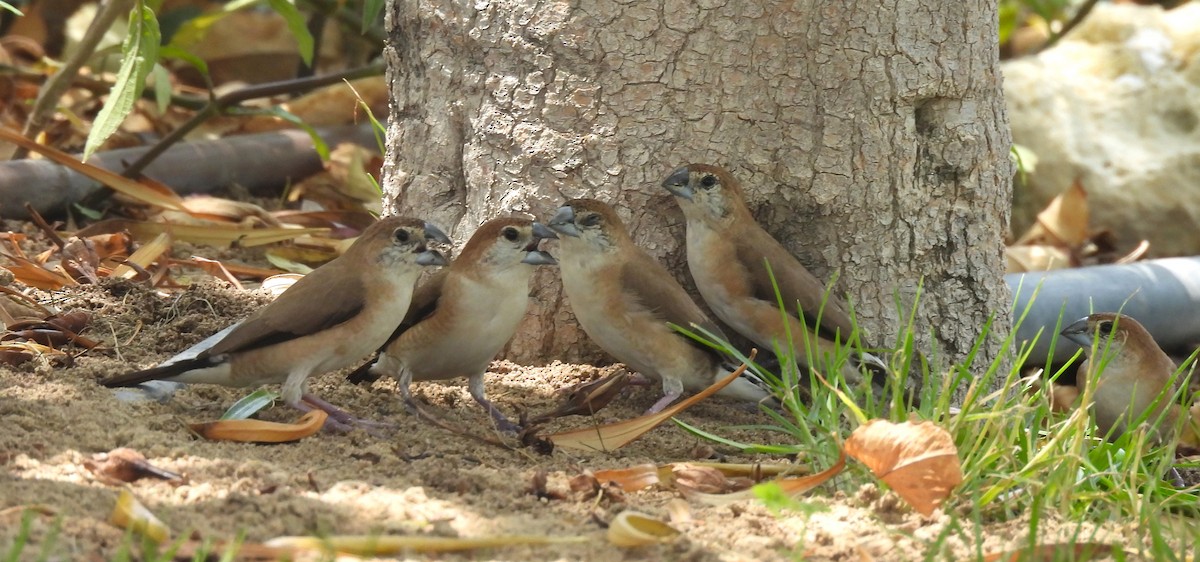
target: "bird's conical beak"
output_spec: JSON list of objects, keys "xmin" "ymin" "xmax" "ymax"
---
[
  {"xmin": 662, "ymin": 166, "xmax": 694, "ymax": 201},
  {"xmin": 547, "ymin": 206, "xmax": 582, "ymax": 238}
]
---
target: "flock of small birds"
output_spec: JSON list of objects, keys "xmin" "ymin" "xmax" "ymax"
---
[{"xmin": 100, "ymin": 163, "xmax": 1187, "ymax": 446}]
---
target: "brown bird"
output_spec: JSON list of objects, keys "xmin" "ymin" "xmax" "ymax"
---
[
  {"xmin": 547, "ymin": 198, "xmax": 771, "ymax": 413},
  {"xmin": 1061, "ymin": 313, "xmax": 1191, "ymax": 444},
  {"xmin": 103, "ymin": 217, "xmax": 450, "ymax": 429},
  {"xmin": 661, "ymin": 164, "xmax": 889, "ymax": 388},
  {"xmin": 346, "ymin": 217, "xmax": 557, "ymax": 432}
]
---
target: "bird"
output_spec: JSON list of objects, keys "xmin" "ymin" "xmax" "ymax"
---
[
  {"xmin": 102, "ymin": 216, "xmax": 451, "ymax": 430},
  {"xmin": 345, "ymin": 217, "xmax": 558, "ymax": 432},
  {"xmin": 1060, "ymin": 312, "xmax": 1195, "ymax": 445},
  {"xmin": 546, "ymin": 198, "xmax": 772, "ymax": 413},
  {"xmin": 660, "ymin": 163, "xmax": 891, "ymax": 392}
]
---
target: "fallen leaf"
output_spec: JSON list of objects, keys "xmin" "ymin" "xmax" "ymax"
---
[
  {"xmin": 982, "ymin": 543, "xmax": 1119, "ymax": 562},
  {"xmin": 1, "ymin": 254, "xmax": 77, "ymax": 289},
  {"xmin": 592, "ymin": 464, "xmax": 665, "ymax": 492},
  {"xmin": 85, "ymin": 448, "xmax": 183, "ymax": 484},
  {"xmin": 843, "ymin": 420, "xmax": 962, "ymax": 516},
  {"xmin": 77, "ymin": 219, "xmax": 327, "ymax": 248},
  {"xmin": 188, "ymin": 410, "xmax": 327, "ymax": 443},
  {"xmin": 686, "ymin": 452, "xmax": 846, "ymax": 506},
  {"xmin": 1005, "ymin": 244, "xmax": 1070, "ymax": 273},
  {"xmin": 110, "ymin": 232, "xmax": 171, "ymax": 280},
  {"xmin": 547, "ymin": 352, "xmax": 756, "ymax": 452},
  {"xmin": 605, "ymin": 510, "xmax": 680, "ymax": 547},
  {"xmin": 671, "ymin": 463, "xmax": 752, "ymax": 495},
  {"xmin": 528, "ymin": 371, "xmax": 630, "ymax": 423},
  {"xmin": 264, "ymin": 534, "xmax": 588, "ymax": 555},
  {"xmin": 190, "ymin": 256, "xmax": 244, "ymax": 288},
  {"xmin": 109, "ymin": 489, "xmax": 170, "ymax": 544},
  {"xmin": 1016, "ymin": 180, "xmax": 1089, "ymax": 248}
]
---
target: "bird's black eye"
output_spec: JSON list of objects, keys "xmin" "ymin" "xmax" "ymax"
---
[
  {"xmin": 700, "ymin": 174, "xmax": 717, "ymax": 188},
  {"xmin": 581, "ymin": 213, "xmax": 601, "ymax": 227},
  {"xmin": 393, "ymin": 228, "xmax": 410, "ymax": 243},
  {"xmin": 1097, "ymin": 321, "xmax": 1113, "ymax": 335},
  {"xmin": 502, "ymin": 227, "xmax": 519, "ymax": 241}
]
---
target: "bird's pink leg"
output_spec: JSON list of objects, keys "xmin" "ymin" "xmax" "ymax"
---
[
  {"xmin": 468, "ymin": 373, "xmax": 519, "ymax": 433},
  {"xmin": 298, "ymin": 393, "xmax": 393, "ymax": 434}
]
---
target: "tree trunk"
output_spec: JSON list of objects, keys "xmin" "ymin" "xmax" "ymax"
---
[{"xmin": 381, "ymin": 0, "xmax": 1013, "ymax": 383}]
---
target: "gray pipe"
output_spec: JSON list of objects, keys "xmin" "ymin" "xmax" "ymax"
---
[
  {"xmin": 1006, "ymin": 257, "xmax": 1200, "ymax": 363},
  {"xmin": 0, "ymin": 124, "xmax": 376, "ymax": 219}
]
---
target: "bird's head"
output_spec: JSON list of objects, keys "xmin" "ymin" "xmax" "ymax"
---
[
  {"xmin": 661, "ymin": 163, "xmax": 750, "ymax": 224},
  {"xmin": 1060, "ymin": 312, "xmax": 1132, "ymax": 350},
  {"xmin": 1060, "ymin": 312, "xmax": 1145, "ymax": 357},
  {"xmin": 352, "ymin": 216, "xmax": 450, "ymax": 270},
  {"xmin": 546, "ymin": 199, "xmax": 629, "ymax": 253},
  {"xmin": 456, "ymin": 217, "xmax": 557, "ymax": 273}
]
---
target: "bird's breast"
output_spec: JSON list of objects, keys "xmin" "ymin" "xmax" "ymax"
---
[{"xmin": 394, "ymin": 277, "xmax": 530, "ymax": 380}]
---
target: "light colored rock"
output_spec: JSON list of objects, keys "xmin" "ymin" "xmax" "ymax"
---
[{"xmin": 1004, "ymin": 3, "xmax": 1200, "ymax": 256}]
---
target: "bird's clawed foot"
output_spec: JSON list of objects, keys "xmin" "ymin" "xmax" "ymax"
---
[
  {"xmin": 298, "ymin": 393, "xmax": 393, "ymax": 436},
  {"xmin": 644, "ymin": 391, "xmax": 682, "ymax": 415}
]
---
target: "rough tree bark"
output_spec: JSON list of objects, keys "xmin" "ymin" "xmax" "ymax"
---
[{"xmin": 381, "ymin": 0, "xmax": 1013, "ymax": 381}]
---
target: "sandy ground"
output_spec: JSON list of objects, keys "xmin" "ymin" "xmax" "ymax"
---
[{"xmin": 0, "ymin": 277, "xmax": 1130, "ymax": 561}]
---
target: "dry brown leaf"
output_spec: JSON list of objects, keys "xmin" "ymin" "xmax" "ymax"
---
[
  {"xmin": 591, "ymin": 464, "xmax": 665, "ymax": 492},
  {"xmin": 109, "ymin": 489, "xmax": 170, "ymax": 544},
  {"xmin": 76, "ymin": 219, "xmax": 327, "ymax": 248},
  {"xmin": 528, "ymin": 370, "xmax": 631, "ymax": 423},
  {"xmin": 282, "ymin": 77, "xmax": 388, "ymax": 127},
  {"xmin": 981, "ymin": 543, "xmax": 1119, "ymax": 562},
  {"xmin": 1049, "ymin": 382, "xmax": 1079, "ymax": 414},
  {"xmin": 671, "ymin": 463, "xmax": 752, "ymax": 495},
  {"xmin": 1180, "ymin": 403, "xmax": 1200, "ymax": 451},
  {"xmin": 1005, "ymin": 245, "xmax": 1070, "ymax": 273},
  {"xmin": 270, "ymin": 209, "xmax": 378, "ymax": 235},
  {"xmin": 190, "ymin": 256, "xmax": 245, "ymax": 289},
  {"xmin": 111, "ymin": 232, "xmax": 171, "ymax": 280},
  {"xmin": 265, "ymin": 533, "xmax": 588, "ymax": 555},
  {"xmin": 1015, "ymin": 180, "xmax": 1089, "ymax": 247},
  {"xmin": 179, "ymin": 196, "xmax": 283, "ymax": 227},
  {"xmin": 687, "ymin": 462, "xmax": 809, "ymax": 478},
  {"xmin": 605, "ymin": 510, "xmax": 680, "ymax": 547},
  {"xmin": 686, "ymin": 452, "xmax": 846, "ymax": 506},
  {"xmin": 843, "ymin": 420, "xmax": 962, "ymax": 516},
  {"xmin": 286, "ymin": 144, "xmax": 384, "ymax": 214},
  {"xmin": 547, "ymin": 352, "xmax": 756, "ymax": 452},
  {"xmin": 85, "ymin": 448, "xmax": 183, "ymax": 484},
  {"xmin": 1, "ymin": 254, "xmax": 77, "ymax": 289},
  {"xmin": 188, "ymin": 410, "xmax": 327, "ymax": 443}
]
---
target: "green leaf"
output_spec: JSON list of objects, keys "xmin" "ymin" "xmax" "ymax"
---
[
  {"xmin": 159, "ymin": 44, "xmax": 210, "ymax": 83},
  {"xmin": 267, "ymin": 0, "xmax": 314, "ymax": 67},
  {"xmin": 345, "ymin": 79, "xmax": 387, "ymax": 154},
  {"xmin": 230, "ymin": 106, "xmax": 329, "ymax": 160},
  {"xmin": 220, "ymin": 389, "xmax": 280, "ymax": 420},
  {"xmin": 361, "ymin": 0, "xmax": 384, "ymax": 34},
  {"xmin": 149, "ymin": 63, "xmax": 171, "ymax": 114},
  {"xmin": 72, "ymin": 203, "xmax": 104, "ymax": 220},
  {"xmin": 672, "ymin": 418, "xmax": 804, "ymax": 455},
  {"xmin": 83, "ymin": 2, "xmax": 161, "ymax": 160},
  {"xmin": 0, "ymin": 1, "xmax": 22, "ymax": 16}
]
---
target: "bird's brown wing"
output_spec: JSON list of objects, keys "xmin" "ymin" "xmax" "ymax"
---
[
  {"xmin": 734, "ymin": 226, "xmax": 855, "ymax": 340},
  {"xmin": 620, "ymin": 254, "xmax": 730, "ymax": 350},
  {"xmin": 345, "ymin": 269, "xmax": 447, "ymax": 384},
  {"xmin": 205, "ymin": 259, "xmax": 365, "ymax": 357}
]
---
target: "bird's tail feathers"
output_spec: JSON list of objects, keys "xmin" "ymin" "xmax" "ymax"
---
[
  {"xmin": 345, "ymin": 356, "xmax": 382, "ymax": 385},
  {"xmin": 714, "ymin": 364, "xmax": 776, "ymax": 404},
  {"xmin": 102, "ymin": 356, "xmax": 218, "ymax": 387}
]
